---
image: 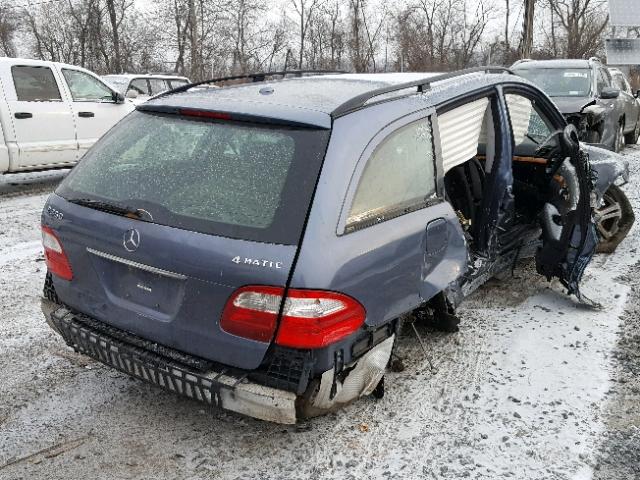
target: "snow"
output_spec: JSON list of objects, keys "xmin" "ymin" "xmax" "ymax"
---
[{"xmin": 0, "ymin": 147, "xmax": 639, "ymax": 478}]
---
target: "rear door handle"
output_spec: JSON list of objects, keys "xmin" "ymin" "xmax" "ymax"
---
[
  {"xmin": 14, "ymin": 112, "xmax": 32, "ymax": 119},
  {"xmin": 78, "ymin": 111, "xmax": 95, "ymax": 118}
]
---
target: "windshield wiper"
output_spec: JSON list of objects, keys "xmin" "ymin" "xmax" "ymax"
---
[{"xmin": 67, "ymin": 198, "xmax": 143, "ymax": 219}]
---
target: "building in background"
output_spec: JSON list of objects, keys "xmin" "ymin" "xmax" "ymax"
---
[{"xmin": 606, "ymin": 0, "xmax": 640, "ymax": 87}]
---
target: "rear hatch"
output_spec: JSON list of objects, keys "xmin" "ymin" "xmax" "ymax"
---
[{"xmin": 46, "ymin": 109, "xmax": 330, "ymax": 370}]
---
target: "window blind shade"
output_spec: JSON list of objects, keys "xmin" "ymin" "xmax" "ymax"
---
[
  {"xmin": 505, "ymin": 94, "xmax": 533, "ymax": 145},
  {"xmin": 438, "ymin": 97, "xmax": 489, "ymax": 173}
]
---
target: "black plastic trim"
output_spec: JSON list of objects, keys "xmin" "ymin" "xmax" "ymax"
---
[{"xmin": 331, "ymin": 66, "xmax": 513, "ymax": 118}]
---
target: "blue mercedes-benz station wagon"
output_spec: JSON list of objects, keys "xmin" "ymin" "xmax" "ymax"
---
[{"xmin": 41, "ymin": 68, "xmax": 632, "ymax": 423}]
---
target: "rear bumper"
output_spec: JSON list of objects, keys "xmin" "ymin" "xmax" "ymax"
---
[
  {"xmin": 42, "ymin": 299, "xmax": 298, "ymax": 424},
  {"xmin": 41, "ymin": 298, "xmax": 395, "ymax": 424}
]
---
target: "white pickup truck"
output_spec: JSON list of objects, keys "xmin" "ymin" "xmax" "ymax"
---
[{"xmin": 0, "ymin": 58, "xmax": 135, "ymax": 174}]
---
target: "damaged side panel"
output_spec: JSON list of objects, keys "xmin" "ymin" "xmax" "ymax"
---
[{"xmin": 290, "ymin": 108, "xmax": 469, "ymax": 331}]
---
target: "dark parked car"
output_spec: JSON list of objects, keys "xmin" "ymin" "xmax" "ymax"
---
[
  {"xmin": 512, "ymin": 58, "xmax": 640, "ymax": 151},
  {"xmin": 41, "ymin": 68, "xmax": 631, "ymax": 423}
]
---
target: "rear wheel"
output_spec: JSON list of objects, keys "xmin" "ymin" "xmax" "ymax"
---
[
  {"xmin": 624, "ymin": 117, "xmax": 640, "ymax": 145},
  {"xmin": 595, "ymin": 184, "xmax": 635, "ymax": 253}
]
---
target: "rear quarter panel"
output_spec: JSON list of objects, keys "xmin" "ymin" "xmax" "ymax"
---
[{"xmin": 290, "ymin": 100, "xmax": 468, "ymax": 328}]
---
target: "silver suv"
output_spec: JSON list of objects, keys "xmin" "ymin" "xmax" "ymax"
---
[{"xmin": 512, "ymin": 58, "xmax": 640, "ymax": 151}]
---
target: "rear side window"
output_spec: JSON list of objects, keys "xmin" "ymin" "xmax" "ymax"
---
[
  {"xmin": 62, "ymin": 69, "xmax": 113, "ymax": 101},
  {"xmin": 129, "ymin": 79, "xmax": 149, "ymax": 95},
  {"xmin": 57, "ymin": 112, "xmax": 330, "ymax": 244},
  {"xmin": 149, "ymin": 78, "xmax": 169, "ymax": 95},
  {"xmin": 347, "ymin": 118, "xmax": 436, "ymax": 229},
  {"xmin": 12, "ymin": 66, "xmax": 61, "ymax": 101}
]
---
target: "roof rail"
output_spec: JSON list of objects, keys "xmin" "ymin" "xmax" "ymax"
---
[
  {"xmin": 156, "ymin": 69, "xmax": 346, "ymax": 99},
  {"xmin": 331, "ymin": 66, "xmax": 513, "ymax": 118}
]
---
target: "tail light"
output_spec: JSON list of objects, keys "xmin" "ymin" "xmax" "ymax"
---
[
  {"xmin": 220, "ymin": 286, "xmax": 282, "ymax": 343},
  {"xmin": 220, "ymin": 286, "xmax": 365, "ymax": 348},
  {"xmin": 41, "ymin": 226, "xmax": 73, "ymax": 281}
]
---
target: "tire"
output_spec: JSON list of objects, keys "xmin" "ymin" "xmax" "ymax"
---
[
  {"xmin": 614, "ymin": 122, "xmax": 625, "ymax": 152},
  {"xmin": 595, "ymin": 184, "xmax": 635, "ymax": 253},
  {"xmin": 624, "ymin": 117, "xmax": 640, "ymax": 145}
]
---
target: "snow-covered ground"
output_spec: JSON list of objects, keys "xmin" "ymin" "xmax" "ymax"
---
[{"xmin": 0, "ymin": 151, "xmax": 639, "ymax": 479}]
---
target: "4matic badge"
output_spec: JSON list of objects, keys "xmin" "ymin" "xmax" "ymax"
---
[{"xmin": 232, "ymin": 256, "xmax": 283, "ymax": 269}]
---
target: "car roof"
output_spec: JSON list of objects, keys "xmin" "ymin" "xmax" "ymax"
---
[
  {"xmin": 512, "ymin": 59, "xmax": 595, "ymax": 70},
  {"xmin": 142, "ymin": 71, "xmax": 523, "ymax": 129},
  {"xmin": 151, "ymin": 73, "xmax": 440, "ymax": 113}
]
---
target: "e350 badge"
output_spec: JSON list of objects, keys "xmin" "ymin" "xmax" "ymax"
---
[{"xmin": 232, "ymin": 256, "xmax": 283, "ymax": 269}]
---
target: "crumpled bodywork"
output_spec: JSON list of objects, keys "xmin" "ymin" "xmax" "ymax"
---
[
  {"xmin": 584, "ymin": 143, "xmax": 631, "ymax": 201},
  {"xmin": 555, "ymin": 97, "xmax": 613, "ymax": 145},
  {"xmin": 299, "ymin": 335, "xmax": 395, "ymax": 419}
]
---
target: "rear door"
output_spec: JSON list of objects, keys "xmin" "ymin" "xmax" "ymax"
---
[
  {"xmin": 3, "ymin": 64, "xmax": 77, "ymax": 169},
  {"xmin": 47, "ymin": 110, "xmax": 331, "ymax": 370},
  {"xmin": 59, "ymin": 67, "xmax": 134, "ymax": 156}
]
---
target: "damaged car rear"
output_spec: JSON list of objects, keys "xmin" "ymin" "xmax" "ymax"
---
[{"xmin": 41, "ymin": 68, "xmax": 632, "ymax": 424}]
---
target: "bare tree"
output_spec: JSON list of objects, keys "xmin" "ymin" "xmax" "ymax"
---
[
  {"xmin": 0, "ymin": 3, "xmax": 18, "ymax": 57},
  {"xmin": 396, "ymin": 0, "xmax": 493, "ymax": 71},
  {"xmin": 15, "ymin": 0, "xmax": 613, "ymax": 81},
  {"xmin": 348, "ymin": 0, "xmax": 387, "ymax": 72},
  {"xmin": 455, "ymin": 0, "xmax": 493, "ymax": 67},
  {"xmin": 542, "ymin": 0, "xmax": 609, "ymax": 58},
  {"xmin": 289, "ymin": 0, "xmax": 325, "ymax": 69},
  {"xmin": 304, "ymin": 0, "xmax": 345, "ymax": 70}
]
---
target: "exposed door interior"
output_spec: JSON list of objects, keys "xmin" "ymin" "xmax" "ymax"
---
[
  {"xmin": 439, "ymin": 93, "xmax": 563, "ymax": 261},
  {"xmin": 439, "ymin": 96, "xmax": 505, "ymax": 256}
]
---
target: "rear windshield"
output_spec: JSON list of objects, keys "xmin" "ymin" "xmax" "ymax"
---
[
  {"xmin": 515, "ymin": 68, "xmax": 592, "ymax": 97},
  {"xmin": 57, "ymin": 111, "xmax": 330, "ymax": 244}
]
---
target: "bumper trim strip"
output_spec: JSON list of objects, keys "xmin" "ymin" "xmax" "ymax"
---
[{"xmin": 86, "ymin": 247, "xmax": 187, "ymax": 280}]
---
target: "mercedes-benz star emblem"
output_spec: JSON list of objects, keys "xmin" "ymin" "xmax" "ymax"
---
[{"xmin": 123, "ymin": 229, "xmax": 141, "ymax": 252}]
